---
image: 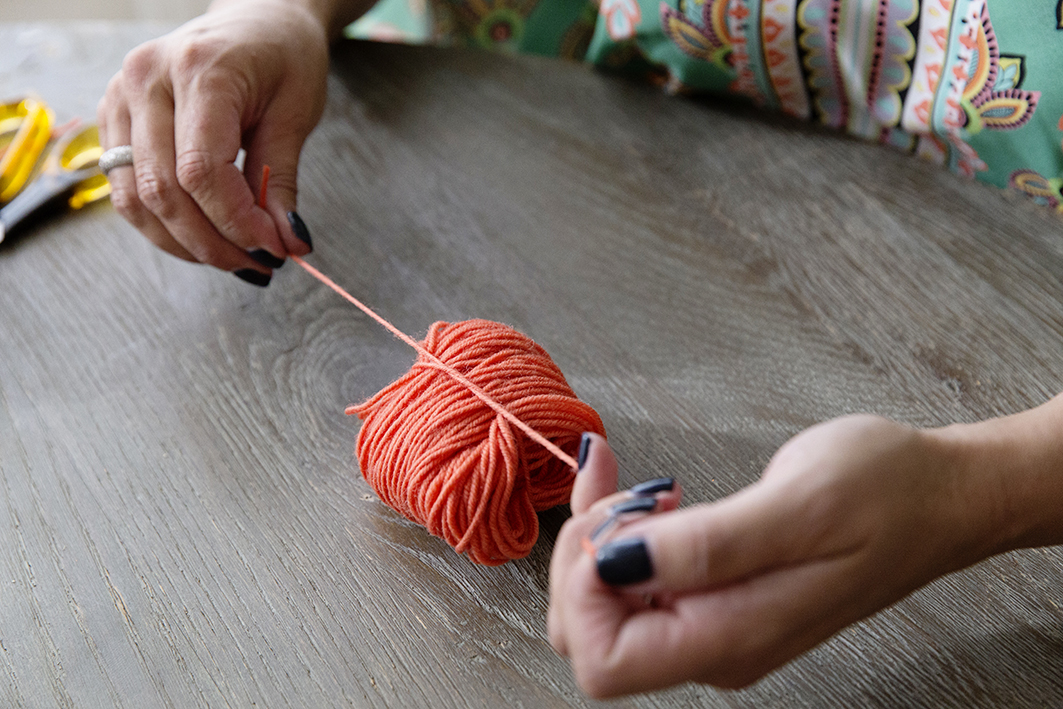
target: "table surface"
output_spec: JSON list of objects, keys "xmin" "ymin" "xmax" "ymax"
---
[{"xmin": 3, "ymin": 21, "xmax": 1063, "ymax": 709}]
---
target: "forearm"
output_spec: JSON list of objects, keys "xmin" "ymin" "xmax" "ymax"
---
[
  {"xmin": 934, "ymin": 392, "xmax": 1063, "ymax": 557},
  {"xmin": 208, "ymin": 0, "xmax": 376, "ymax": 40}
]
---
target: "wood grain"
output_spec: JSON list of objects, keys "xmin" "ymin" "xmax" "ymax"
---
[{"xmin": 1, "ymin": 22, "xmax": 1063, "ymax": 707}]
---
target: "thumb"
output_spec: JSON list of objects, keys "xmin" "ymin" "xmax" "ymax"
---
[
  {"xmin": 244, "ymin": 128, "xmax": 312, "ymax": 256},
  {"xmin": 570, "ymin": 433, "xmax": 618, "ymax": 515},
  {"xmin": 604, "ymin": 482, "xmax": 804, "ymax": 592}
]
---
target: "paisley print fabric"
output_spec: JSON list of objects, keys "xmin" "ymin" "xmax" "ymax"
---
[{"xmin": 349, "ymin": 0, "xmax": 1063, "ymax": 211}]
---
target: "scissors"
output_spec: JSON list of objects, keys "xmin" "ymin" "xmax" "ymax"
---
[
  {"xmin": 0, "ymin": 97, "xmax": 53, "ymax": 203},
  {"xmin": 0, "ymin": 119, "xmax": 111, "ymax": 243}
]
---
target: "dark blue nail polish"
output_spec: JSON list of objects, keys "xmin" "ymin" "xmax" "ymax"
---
[
  {"xmin": 596, "ymin": 538, "xmax": 653, "ymax": 586},
  {"xmin": 630, "ymin": 478, "xmax": 675, "ymax": 496},
  {"xmin": 577, "ymin": 433, "xmax": 592, "ymax": 470},
  {"xmin": 234, "ymin": 269, "xmax": 271, "ymax": 287},
  {"xmin": 610, "ymin": 497, "xmax": 657, "ymax": 515},
  {"xmin": 287, "ymin": 211, "xmax": 312, "ymax": 250},
  {"xmin": 249, "ymin": 249, "xmax": 285, "ymax": 269}
]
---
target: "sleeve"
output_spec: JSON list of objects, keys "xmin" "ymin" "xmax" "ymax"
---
[
  {"xmin": 349, "ymin": 0, "xmax": 1063, "ymax": 209},
  {"xmin": 586, "ymin": 0, "xmax": 1063, "ymax": 205},
  {"xmin": 347, "ymin": 0, "xmax": 601, "ymax": 60}
]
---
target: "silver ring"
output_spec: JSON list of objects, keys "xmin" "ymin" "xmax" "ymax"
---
[{"xmin": 98, "ymin": 145, "xmax": 134, "ymax": 175}]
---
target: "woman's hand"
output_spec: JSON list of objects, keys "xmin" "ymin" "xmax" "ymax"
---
[
  {"xmin": 549, "ymin": 416, "xmax": 1006, "ymax": 697},
  {"xmin": 98, "ymin": 0, "xmax": 332, "ymax": 283}
]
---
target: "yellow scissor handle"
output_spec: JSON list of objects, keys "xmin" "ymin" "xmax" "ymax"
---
[
  {"xmin": 53, "ymin": 124, "xmax": 111, "ymax": 209},
  {"xmin": 0, "ymin": 98, "xmax": 54, "ymax": 203}
]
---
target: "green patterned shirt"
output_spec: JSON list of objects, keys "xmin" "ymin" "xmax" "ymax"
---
[{"xmin": 349, "ymin": 0, "xmax": 1063, "ymax": 211}]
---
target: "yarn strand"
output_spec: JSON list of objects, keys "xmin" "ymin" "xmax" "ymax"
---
[
  {"xmin": 290, "ymin": 255, "xmax": 579, "ymax": 471},
  {"xmin": 256, "ymin": 165, "xmax": 576, "ymax": 469}
]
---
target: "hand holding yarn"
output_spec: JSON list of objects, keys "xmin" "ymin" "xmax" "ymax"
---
[
  {"xmin": 548, "ymin": 417, "xmax": 1011, "ymax": 697},
  {"xmin": 98, "ymin": 0, "xmax": 335, "ymax": 280}
]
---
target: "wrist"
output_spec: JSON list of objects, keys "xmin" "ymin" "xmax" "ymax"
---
[
  {"xmin": 929, "ymin": 394, "xmax": 1063, "ymax": 558},
  {"xmin": 926, "ymin": 422, "xmax": 1019, "ymax": 563}
]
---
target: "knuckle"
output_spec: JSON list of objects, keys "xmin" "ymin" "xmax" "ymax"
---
[
  {"xmin": 109, "ymin": 187, "xmax": 143, "ymax": 222},
  {"xmin": 175, "ymin": 150, "xmax": 216, "ymax": 195},
  {"xmin": 213, "ymin": 212, "xmax": 245, "ymax": 244},
  {"xmin": 173, "ymin": 41, "xmax": 210, "ymax": 77},
  {"xmin": 203, "ymin": 196, "xmax": 250, "ymax": 248},
  {"xmin": 121, "ymin": 43, "xmax": 160, "ymax": 85},
  {"xmin": 100, "ymin": 76, "xmax": 128, "ymax": 122},
  {"xmin": 571, "ymin": 639, "xmax": 637, "ymax": 700},
  {"xmin": 683, "ymin": 521, "xmax": 714, "ymax": 586},
  {"xmin": 102, "ymin": 74, "xmax": 123, "ymax": 106},
  {"xmin": 262, "ymin": 170, "xmax": 297, "ymax": 196},
  {"xmin": 135, "ymin": 166, "xmax": 178, "ymax": 217},
  {"xmin": 173, "ymin": 38, "xmax": 229, "ymax": 85}
]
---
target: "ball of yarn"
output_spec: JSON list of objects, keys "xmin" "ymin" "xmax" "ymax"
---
[{"xmin": 350, "ymin": 319, "xmax": 606, "ymax": 565}]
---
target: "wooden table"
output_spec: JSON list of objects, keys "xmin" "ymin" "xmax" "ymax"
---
[{"xmin": 3, "ymin": 21, "xmax": 1063, "ymax": 708}]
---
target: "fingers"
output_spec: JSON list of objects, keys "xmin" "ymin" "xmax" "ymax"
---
[
  {"xmin": 606, "ymin": 416, "xmax": 930, "ymax": 596},
  {"xmin": 171, "ymin": 75, "xmax": 288, "ymax": 263},
  {"xmin": 560, "ymin": 495, "xmax": 873, "ymax": 696},
  {"xmin": 549, "ymin": 434, "xmax": 682, "ymax": 656},
  {"xmin": 559, "ymin": 435, "xmax": 682, "ymax": 582},
  {"xmin": 243, "ymin": 113, "xmax": 315, "ymax": 256},
  {"xmin": 570, "ymin": 433, "xmax": 618, "ymax": 515},
  {"xmin": 548, "ymin": 433, "xmax": 616, "ymax": 656},
  {"xmin": 96, "ymin": 11, "xmax": 332, "ymax": 281},
  {"xmin": 550, "ymin": 438, "xmax": 847, "ymax": 695},
  {"xmin": 123, "ymin": 43, "xmax": 274, "ymax": 273},
  {"xmin": 101, "ymin": 42, "xmax": 273, "ymax": 276},
  {"xmin": 99, "ymin": 74, "xmax": 198, "ymax": 263},
  {"xmin": 596, "ymin": 476, "xmax": 844, "ymax": 595},
  {"xmin": 630, "ymin": 486, "xmax": 796, "ymax": 592},
  {"xmin": 552, "ymin": 416, "xmax": 961, "ymax": 696},
  {"xmin": 571, "ymin": 551, "xmax": 867, "ymax": 695}
]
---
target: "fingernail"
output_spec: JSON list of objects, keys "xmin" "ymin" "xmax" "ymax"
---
[
  {"xmin": 596, "ymin": 538, "xmax": 653, "ymax": 586},
  {"xmin": 610, "ymin": 497, "xmax": 657, "ymax": 515},
  {"xmin": 248, "ymin": 249, "xmax": 285, "ymax": 269},
  {"xmin": 588, "ymin": 516, "xmax": 618, "ymax": 545},
  {"xmin": 630, "ymin": 478, "xmax": 675, "ymax": 496},
  {"xmin": 577, "ymin": 433, "xmax": 592, "ymax": 470},
  {"xmin": 234, "ymin": 269, "xmax": 271, "ymax": 287},
  {"xmin": 287, "ymin": 211, "xmax": 312, "ymax": 250}
]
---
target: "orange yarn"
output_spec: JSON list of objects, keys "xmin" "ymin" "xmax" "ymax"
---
[
  {"xmin": 350, "ymin": 319, "xmax": 605, "ymax": 565},
  {"xmin": 298, "ymin": 262, "xmax": 606, "ymax": 563},
  {"xmin": 263, "ymin": 168, "xmax": 604, "ymax": 564}
]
